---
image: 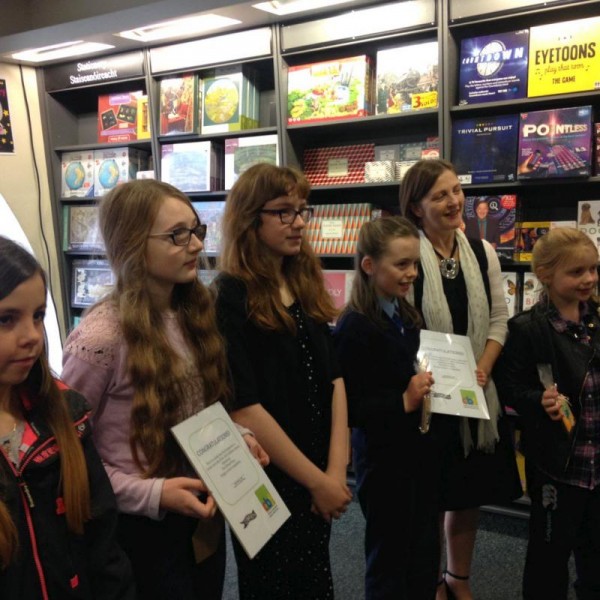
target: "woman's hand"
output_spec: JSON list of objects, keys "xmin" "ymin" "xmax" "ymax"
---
[
  {"xmin": 403, "ymin": 371, "xmax": 434, "ymax": 412},
  {"xmin": 541, "ymin": 387, "xmax": 563, "ymax": 421},
  {"xmin": 159, "ymin": 477, "xmax": 217, "ymax": 518},
  {"xmin": 309, "ymin": 472, "xmax": 352, "ymax": 522},
  {"xmin": 243, "ymin": 433, "xmax": 270, "ymax": 466}
]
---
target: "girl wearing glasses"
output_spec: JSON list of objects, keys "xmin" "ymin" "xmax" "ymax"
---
[
  {"xmin": 62, "ymin": 179, "xmax": 267, "ymax": 600},
  {"xmin": 215, "ymin": 164, "xmax": 352, "ymax": 599}
]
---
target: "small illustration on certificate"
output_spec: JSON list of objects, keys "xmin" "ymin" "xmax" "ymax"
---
[
  {"xmin": 172, "ymin": 402, "xmax": 290, "ymax": 558},
  {"xmin": 417, "ymin": 330, "xmax": 490, "ymax": 420}
]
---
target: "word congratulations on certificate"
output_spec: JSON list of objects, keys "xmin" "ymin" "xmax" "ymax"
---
[
  {"xmin": 172, "ymin": 402, "xmax": 290, "ymax": 558},
  {"xmin": 417, "ymin": 330, "xmax": 490, "ymax": 420}
]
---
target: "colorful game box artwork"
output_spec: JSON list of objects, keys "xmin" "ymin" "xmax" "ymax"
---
[
  {"xmin": 0, "ymin": 79, "xmax": 14, "ymax": 153},
  {"xmin": 463, "ymin": 195, "xmax": 517, "ymax": 261},
  {"xmin": 451, "ymin": 114, "xmax": 519, "ymax": 183},
  {"xmin": 458, "ymin": 29, "xmax": 529, "ymax": 104},
  {"xmin": 517, "ymin": 106, "xmax": 592, "ymax": 179}
]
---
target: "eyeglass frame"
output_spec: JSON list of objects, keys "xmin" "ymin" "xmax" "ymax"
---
[
  {"xmin": 147, "ymin": 223, "xmax": 207, "ymax": 246},
  {"xmin": 259, "ymin": 207, "xmax": 314, "ymax": 225}
]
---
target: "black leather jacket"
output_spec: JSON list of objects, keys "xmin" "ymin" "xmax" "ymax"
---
[
  {"xmin": 0, "ymin": 386, "xmax": 134, "ymax": 600},
  {"xmin": 495, "ymin": 300, "xmax": 600, "ymax": 478}
]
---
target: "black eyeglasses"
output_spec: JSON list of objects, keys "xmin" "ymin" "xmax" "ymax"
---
[
  {"xmin": 148, "ymin": 224, "xmax": 207, "ymax": 246},
  {"xmin": 259, "ymin": 207, "xmax": 314, "ymax": 224}
]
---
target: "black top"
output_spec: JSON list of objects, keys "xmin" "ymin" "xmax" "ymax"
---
[{"xmin": 214, "ymin": 273, "xmax": 340, "ymax": 466}]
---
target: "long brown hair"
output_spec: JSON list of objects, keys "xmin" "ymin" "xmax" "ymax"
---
[
  {"xmin": 219, "ymin": 163, "xmax": 336, "ymax": 331},
  {"xmin": 346, "ymin": 217, "xmax": 423, "ymax": 328},
  {"xmin": 98, "ymin": 180, "xmax": 229, "ymax": 477},
  {"xmin": 0, "ymin": 237, "xmax": 90, "ymax": 568},
  {"xmin": 399, "ymin": 159, "xmax": 457, "ymax": 228}
]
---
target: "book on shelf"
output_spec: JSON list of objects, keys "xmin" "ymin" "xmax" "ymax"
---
[
  {"xmin": 577, "ymin": 200, "xmax": 600, "ymax": 257},
  {"xmin": 191, "ymin": 201, "xmax": 226, "ymax": 254},
  {"xmin": 63, "ymin": 205, "xmax": 104, "ymax": 252},
  {"xmin": 137, "ymin": 95, "xmax": 151, "ymax": 140},
  {"xmin": 224, "ymin": 135, "xmax": 278, "ymax": 190},
  {"xmin": 201, "ymin": 66, "xmax": 258, "ymax": 134},
  {"xmin": 61, "ymin": 150, "xmax": 95, "ymax": 198},
  {"xmin": 71, "ymin": 259, "xmax": 115, "ymax": 308},
  {"xmin": 594, "ymin": 123, "xmax": 600, "ymax": 176},
  {"xmin": 451, "ymin": 115, "xmax": 519, "ymax": 184},
  {"xmin": 93, "ymin": 147, "xmax": 149, "ymax": 197},
  {"xmin": 513, "ymin": 221, "xmax": 551, "ymax": 262},
  {"xmin": 97, "ymin": 90, "xmax": 144, "ymax": 143},
  {"xmin": 375, "ymin": 40, "xmax": 438, "ymax": 114},
  {"xmin": 528, "ymin": 15, "xmax": 600, "ymax": 98},
  {"xmin": 303, "ymin": 143, "xmax": 375, "ymax": 186},
  {"xmin": 458, "ymin": 29, "xmax": 529, "ymax": 105},
  {"xmin": 517, "ymin": 106, "xmax": 593, "ymax": 179},
  {"xmin": 161, "ymin": 141, "xmax": 223, "ymax": 193},
  {"xmin": 522, "ymin": 272, "xmax": 542, "ymax": 311},
  {"xmin": 159, "ymin": 74, "xmax": 199, "ymax": 135},
  {"xmin": 501, "ymin": 271, "xmax": 519, "ymax": 318},
  {"xmin": 463, "ymin": 194, "xmax": 518, "ymax": 261},
  {"xmin": 287, "ymin": 55, "xmax": 374, "ymax": 125},
  {"xmin": 322, "ymin": 270, "xmax": 355, "ymax": 322},
  {"xmin": 307, "ymin": 203, "xmax": 376, "ymax": 255}
]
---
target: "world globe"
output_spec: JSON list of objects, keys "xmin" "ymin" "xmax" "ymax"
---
[
  {"xmin": 64, "ymin": 162, "xmax": 85, "ymax": 191},
  {"xmin": 98, "ymin": 159, "xmax": 120, "ymax": 189}
]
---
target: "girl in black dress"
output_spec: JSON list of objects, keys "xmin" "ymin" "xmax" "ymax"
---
[{"xmin": 215, "ymin": 164, "xmax": 352, "ymax": 600}]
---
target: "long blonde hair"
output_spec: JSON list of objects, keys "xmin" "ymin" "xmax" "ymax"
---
[
  {"xmin": 99, "ymin": 180, "xmax": 229, "ymax": 477},
  {"xmin": 0, "ymin": 237, "xmax": 90, "ymax": 568},
  {"xmin": 346, "ymin": 216, "xmax": 422, "ymax": 328},
  {"xmin": 219, "ymin": 163, "xmax": 336, "ymax": 331}
]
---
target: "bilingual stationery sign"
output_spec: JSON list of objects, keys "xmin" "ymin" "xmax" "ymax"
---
[
  {"xmin": 0, "ymin": 80, "xmax": 14, "ymax": 153},
  {"xmin": 44, "ymin": 51, "xmax": 144, "ymax": 91},
  {"xmin": 417, "ymin": 330, "xmax": 490, "ymax": 420},
  {"xmin": 172, "ymin": 402, "xmax": 290, "ymax": 559}
]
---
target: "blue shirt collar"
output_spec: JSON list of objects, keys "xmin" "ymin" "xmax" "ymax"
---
[{"xmin": 378, "ymin": 296, "xmax": 398, "ymax": 319}]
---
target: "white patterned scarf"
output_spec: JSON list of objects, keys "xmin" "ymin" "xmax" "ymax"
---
[{"xmin": 409, "ymin": 229, "xmax": 500, "ymax": 455}]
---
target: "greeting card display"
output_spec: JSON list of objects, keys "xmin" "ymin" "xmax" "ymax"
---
[
  {"xmin": 458, "ymin": 30, "xmax": 529, "ymax": 105},
  {"xmin": 451, "ymin": 115, "xmax": 519, "ymax": 184},
  {"xmin": 517, "ymin": 106, "xmax": 592, "ymax": 179},
  {"xmin": 376, "ymin": 41, "xmax": 438, "ymax": 114}
]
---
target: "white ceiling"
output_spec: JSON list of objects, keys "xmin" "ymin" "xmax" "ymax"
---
[{"xmin": 0, "ymin": 0, "xmax": 385, "ymax": 65}]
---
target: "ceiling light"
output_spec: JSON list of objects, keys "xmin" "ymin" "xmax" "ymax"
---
[
  {"xmin": 116, "ymin": 14, "xmax": 241, "ymax": 42},
  {"xmin": 11, "ymin": 41, "xmax": 115, "ymax": 63},
  {"xmin": 253, "ymin": 0, "xmax": 356, "ymax": 16}
]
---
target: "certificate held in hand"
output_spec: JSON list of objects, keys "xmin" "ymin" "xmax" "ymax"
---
[
  {"xmin": 172, "ymin": 402, "xmax": 290, "ymax": 558},
  {"xmin": 417, "ymin": 330, "xmax": 490, "ymax": 420}
]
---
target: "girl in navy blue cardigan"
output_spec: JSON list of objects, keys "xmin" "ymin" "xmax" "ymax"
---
[{"xmin": 333, "ymin": 216, "xmax": 439, "ymax": 600}]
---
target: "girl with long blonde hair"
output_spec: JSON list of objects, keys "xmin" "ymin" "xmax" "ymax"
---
[{"xmin": 62, "ymin": 179, "xmax": 266, "ymax": 600}]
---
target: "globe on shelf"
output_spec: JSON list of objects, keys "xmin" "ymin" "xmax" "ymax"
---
[
  {"xmin": 64, "ymin": 162, "xmax": 86, "ymax": 191},
  {"xmin": 97, "ymin": 159, "xmax": 120, "ymax": 190}
]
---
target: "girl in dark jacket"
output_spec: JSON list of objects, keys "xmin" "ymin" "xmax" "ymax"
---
[
  {"xmin": 0, "ymin": 236, "xmax": 134, "ymax": 599},
  {"xmin": 333, "ymin": 216, "xmax": 438, "ymax": 600},
  {"xmin": 496, "ymin": 228, "xmax": 600, "ymax": 600}
]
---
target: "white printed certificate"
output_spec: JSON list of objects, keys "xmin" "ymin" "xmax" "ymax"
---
[
  {"xmin": 417, "ymin": 330, "xmax": 490, "ymax": 420},
  {"xmin": 172, "ymin": 402, "xmax": 291, "ymax": 558}
]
